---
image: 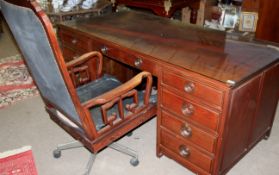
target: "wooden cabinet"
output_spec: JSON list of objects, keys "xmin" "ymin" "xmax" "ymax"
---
[
  {"xmin": 157, "ymin": 61, "xmax": 279, "ymax": 175},
  {"xmin": 57, "ymin": 11, "xmax": 279, "ymax": 175},
  {"xmin": 242, "ymin": 0, "xmax": 279, "ymax": 43}
]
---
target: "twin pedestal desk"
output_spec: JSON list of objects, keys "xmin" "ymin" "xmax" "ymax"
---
[{"xmin": 57, "ymin": 11, "xmax": 279, "ymax": 175}]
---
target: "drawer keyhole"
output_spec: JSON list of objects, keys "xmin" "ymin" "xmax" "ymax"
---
[
  {"xmin": 180, "ymin": 124, "xmax": 192, "ymax": 138},
  {"xmin": 71, "ymin": 39, "xmax": 77, "ymax": 44},
  {"xmin": 179, "ymin": 145, "xmax": 190, "ymax": 158},
  {"xmin": 184, "ymin": 82, "xmax": 195, "ymax": 93},
  {"xmin": 181, "ymin": 103, "xmax": 194, "ymax": 116},
  {"xmin": 134, "ymin": 58, "xmax": 143, "ymax": 68}
]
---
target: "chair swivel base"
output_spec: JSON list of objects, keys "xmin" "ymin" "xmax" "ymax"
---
[{"xmin": 53, "ymin": 140, "xmax": 139, "ymax": 174}]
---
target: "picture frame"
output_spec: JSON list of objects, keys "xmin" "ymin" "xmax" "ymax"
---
[
  {"xmin": 221, "ymin": 8, "xmax": 238, "ymax": 29},
  {"xmin": 239, "ymin": 12, "xmax": 258, "ymax": 32}
]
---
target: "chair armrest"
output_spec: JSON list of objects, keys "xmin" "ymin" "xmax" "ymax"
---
[
  {"xmin": 82, "ymin": 71, "xmax": 153, "ymax": 109},
  {"xmin": 66, "ymin": 51, "xmax": 103, "ymax": 75},
  {"xmin": 66, "ymin": 51, "xmax": 103, "ymax": 87}
]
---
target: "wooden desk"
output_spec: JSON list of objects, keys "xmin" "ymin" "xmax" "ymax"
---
[
  {"xmin": 57, "ymin": 11, "xmax": 279, "ymax": 175},
  {"xmin": 111, "ymin": 0, "xmax": 200, "ymax": 23}
]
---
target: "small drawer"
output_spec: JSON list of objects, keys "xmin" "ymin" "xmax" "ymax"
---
[
  {"xmin": 161, "ymin": 129, "xmax": 213, "ymax": 172},
  {"xmin": 163, "ymin": 71, "xmax": 224, "ymax": 108},
  {"xmin": 59, "ymin": 31, "xmax": 91, "ymax": 51},
  {"xmin": 98, "ymin": 44, "xmax": 158, "ymax": 76},
  {"xmin": 162, "ymin": 89, "xmax": 219, "ymax": 131},
  {"xmin": 161, "ymin": 111, "xmax": 217, "ymax": 153},
  {"xmin": 61, "ymin": 46, "xmax": 82, "ymax": 62}
]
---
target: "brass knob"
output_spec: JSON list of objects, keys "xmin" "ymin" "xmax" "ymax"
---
[
  {"xmin": 101, "ymin": 46, "xmax": 108, "ymax": 54},
  {"xmin": 71, "ymin": 39, "xmax": 77, "ymax": 44},
  {"xmin": 134, "ymin": 58, "xmax": 143, "ymax": 68},
  {"xmin": 184, "ymin": 82, "xmax": 195, "ymax": 93},
  {"xmin": 179, "ymin": 145, "xmax": 190, "ymax": 158},
  {"xmin": 180, "ymin": 123, "xmax": 192, "ymax": 138},
  {"xmin": 181, "ymin": 103, "xmax": 194, "ymax": 116}
]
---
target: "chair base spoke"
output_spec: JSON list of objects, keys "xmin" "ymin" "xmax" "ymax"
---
[
  {"xmin": 83, "ymin": 154, "xmax": 96, "ymax": 175},
  {"xmin": 108, "ymin": 142, "xmax": 139, "ymax": 166},
  {"xmin": 56, "ymin": 140, "xmax": 83, "ymax": 152}
]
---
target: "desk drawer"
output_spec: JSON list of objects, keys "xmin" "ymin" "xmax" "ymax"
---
[
  {"xmin": 94, "ymin": 42, "xmax": 158, "ymax": 75},
  {"xmin": 161, "ymin": 129, "xmax": 213, "ymax": 172},
  {"xmin": 161, "ymin": 111, "xmax": 217, "ymax": 153},
  {"xmin": 162, "ymin": 88, "xmax": 219, "ymax": 131},
  {"xmin": 163, "ymin": 71, "xmax": 224, "ymax": 108},
  {"xmin": 61, "ymin": 46, "xmax": 84, "ymax": 62},
  {"xmin": 59, "ymin": 31, "xmax": 91, "ymax": 52}
]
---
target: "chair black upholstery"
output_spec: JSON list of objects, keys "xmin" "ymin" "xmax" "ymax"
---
[
  {"xmin": 77, "ymin": 74, "xmax": 156, "ymax": 131},
  {"xmin": 1, "ymin": 0, "xmax": 81, "ymax": 124}
]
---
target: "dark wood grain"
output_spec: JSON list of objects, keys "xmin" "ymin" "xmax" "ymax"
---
[
  {"xmin": 220, "ymin": 75, "xmax": 261, "ymax": 173},
  {"xmin": 249, "ymin": 63, "xmax": 279, "ymax": 144},
  {"xmin": 256, "ymin": 0, "xmax": 279, "ymax": 43},
  {"xmin": 242, "ymin": 0, "xmax": 260, "ymax": 12}
]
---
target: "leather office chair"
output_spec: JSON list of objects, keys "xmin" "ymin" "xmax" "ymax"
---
[{"xmin": 0, "ymin": 0, "xmax": 157, "ymax": 174}]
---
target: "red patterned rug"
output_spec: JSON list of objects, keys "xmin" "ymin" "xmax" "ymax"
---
[
  {"xmin": 0, "ymin": 55, "xmax": 38, "ymax": 109},
  {"xmin": 0, "ymin": 146, "xmax": 38, "ymax": 175}
]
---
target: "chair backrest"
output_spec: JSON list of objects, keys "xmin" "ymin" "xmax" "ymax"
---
[{"xmin": 0, "ymin": 0, "xmax": 81, "ymax": 125}]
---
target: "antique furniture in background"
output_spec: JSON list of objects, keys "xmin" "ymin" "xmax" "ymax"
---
[
  {"xmin": 58, "ymin": 11, "xmax": 279, "ymax": 175},
  {"xmin": 45, "ymin": 0, "xmax": 112, "ymax": 25},
  {"xmin": 1, "ymin": 1, "xmax": 157, "ymax": 175},
  {"xmin": 255, "ymin": 0, "xmax": 279, "ymax": 43},
  {"xmin": 111, "ymin": 0, "xmax": 201, "ymax": 23},
  {"xmin": 242, "ymin": 0, "xmax": 279, "ymax": 43}
]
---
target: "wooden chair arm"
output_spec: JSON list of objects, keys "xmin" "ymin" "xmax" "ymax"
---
[
  {"xmin": 82, "ymin": 71, "xmax": 153, "ymax": 109},
  {"xmin": 66, "ymin": 51, "xmax": 103, "ymax": 77}
]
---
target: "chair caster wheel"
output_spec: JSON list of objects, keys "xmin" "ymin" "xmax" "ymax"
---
[
  {"xmin": 130, "ymin": 157, "xmax": 139, "ymax": 167},
  {"xmin": 53, "ymin": 149, "xmax": 61, "ymax": 158},
  {"xmin": 127, "ymin": 131, "xmax": 133, "ymax": 137}
]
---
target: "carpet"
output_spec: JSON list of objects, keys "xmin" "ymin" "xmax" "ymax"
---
[
  {"xmin": 0, "ymin": 146, "xmax": 38, "ymax": 175},
  {"xmin": 0, "ymin": 55, "xmax": 38, "ymax": 109}
]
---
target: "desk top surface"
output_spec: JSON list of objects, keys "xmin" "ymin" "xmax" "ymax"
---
[{"xmin": 59, "ymin": 11, "xmax": 279, "ymax": 85}]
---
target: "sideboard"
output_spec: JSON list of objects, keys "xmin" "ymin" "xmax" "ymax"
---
[
  {"xmin": 111, "ymin": 0, "xmax": 200, "ymax": 23},
  {"xmin": 57, "ymin": 11, "xmax": 279, "ymax": 175}
]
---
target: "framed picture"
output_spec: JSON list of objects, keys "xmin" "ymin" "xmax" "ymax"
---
[
  {"xmin": 239, "ymin": 12, "xmax": 258, "ymax": 32},
  {"xmin": 221, "ymin": 8, "xmax": 238, "ymax": 29}
]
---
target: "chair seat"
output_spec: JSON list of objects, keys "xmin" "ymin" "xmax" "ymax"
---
[
  {"xmin": 77, "ymin": 74, "xmax": 157, "ymax": 131},
  {"xmin": 77, "ymin": 74, "xmax": 122, "ymax": 103}
]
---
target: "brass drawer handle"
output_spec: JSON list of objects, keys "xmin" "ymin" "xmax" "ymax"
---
[
  {"xmin": 179, "ymin": 145, "xmax": 190, "ymax": 158},
  {"xmin": 134, "ymin": 58, "xmax": 143, "ymax": 68},
  {"xmin": 181, "ymin": 103, "xmax": 194, "ymax": 116},
  {"xmin": 101, "ymin": 46, "xmax": 108, "ymax": 54},
  {"xmin": 71, "ymin": 39, "xmax": 77, "ymax": 44},
  {"xmin": 180, "ymin": 123, "xmax": 192, "ymax": 138},
  {"xmin": 184, "ymin": 82, "xmax": 195, "ymax": 93}
]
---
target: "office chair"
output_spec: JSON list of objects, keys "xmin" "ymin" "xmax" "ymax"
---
[{"xmin": 0, "ymin": 0, "xmax": 157, "ymax": 174}]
